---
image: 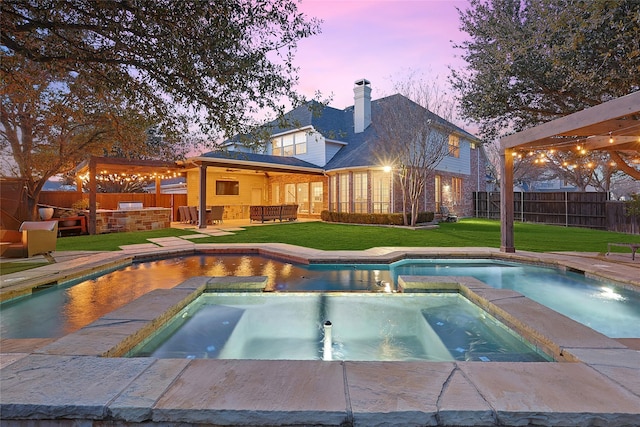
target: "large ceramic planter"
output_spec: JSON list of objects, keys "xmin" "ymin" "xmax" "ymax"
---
[{"xmin": 38, "ymin": 207, "xmax": 54, "ymax": 221}]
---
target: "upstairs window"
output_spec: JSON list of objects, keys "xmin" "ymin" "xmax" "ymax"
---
[
  {"xmin": 272, "ymin": 133, "xmax": 307, "ymax": 156},
  {"xmin": 272, "ymin": 138, "xmax": 282, "ymax": 156},
  {"xmin": 283, "ymin": 134, "xmax": 294, "ymax": 156},
  {"xmin": 448, "ymin": 134, "xmax": 460, "ymax": 158},
  {"xmin": 295, "ymin": 135, "xmax": 307, "ymax": 154}
]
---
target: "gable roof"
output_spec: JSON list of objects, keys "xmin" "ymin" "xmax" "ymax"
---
[
  {"xmin": 197, "ymin": 93, "xmax": 480, "ymax": 172},
  {"xmin": 267, "ymin": 100, "xmax": 353, "ymax": 141},
  {"xmin": 325, "ymin": 94, "xmax": 480, "ymax": 170}
]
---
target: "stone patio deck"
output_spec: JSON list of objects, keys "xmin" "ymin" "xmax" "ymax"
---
[{"xmin": 1, "ymin": 240, "xmax": 639, "ymax": 426}]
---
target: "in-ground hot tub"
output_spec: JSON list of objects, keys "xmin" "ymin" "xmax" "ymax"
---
[{"xmin": 128, "ymin": 292, "xmax": 551, "ymax": 362}]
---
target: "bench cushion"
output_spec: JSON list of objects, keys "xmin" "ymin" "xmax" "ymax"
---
[{"xmin": 19, "ymin": 221, "xmax": 57, "ymax": 231}]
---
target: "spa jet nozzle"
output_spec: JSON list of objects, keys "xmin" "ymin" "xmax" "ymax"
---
[{"xmin": 323, "ymin": 320, "xmax": 332, "ymax": 361}]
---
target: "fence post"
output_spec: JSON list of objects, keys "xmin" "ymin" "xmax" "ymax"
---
[
  {"xmin": 475, "ymin": 191, "xmax": 478, "ymax": 217},
  {"xmin": 565, "ymin": 191, "xmax": 568, "ymax": 227},
  {"xmin": 487, "ymin": 192, "xmax": 490, "ymax": 218}
]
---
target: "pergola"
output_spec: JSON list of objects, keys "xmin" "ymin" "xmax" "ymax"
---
[
  {"xmin": 76, "ymin": 156, "xmax": 185, "ymax": 234},
  {"xmin": 499, "ymin": 90, "xmax": 640, "ymax": 252}
]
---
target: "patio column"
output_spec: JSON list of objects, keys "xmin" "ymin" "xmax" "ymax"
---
[
  {"xmin": 500, "ymin": 148, "xmax": 515, "ymax": 252},
  {"xmin": 88, "ymin": 157, "xmax": 97, "ymax": 235},
  {"xmin": 198, "ymin": 164, "xmax": 207, "ymax": 229}
]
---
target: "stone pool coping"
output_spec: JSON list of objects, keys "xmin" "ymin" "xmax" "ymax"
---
[
  {"xmin": 2, "ymin": 244, "xmax": 640, "ymax": 302},
  {"xmin": 1, "ymin": 245, "xmax": 640, "ymax": 426}
]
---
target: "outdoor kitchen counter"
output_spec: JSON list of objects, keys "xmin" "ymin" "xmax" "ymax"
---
[{"xmin": 95, "ymin": 208, "xmax": 171, "ymax": 233}]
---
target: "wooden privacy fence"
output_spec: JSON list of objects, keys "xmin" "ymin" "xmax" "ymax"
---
[
  {"xmin": 39, "ymin": 192, "xmax": 188, "ymax": 222},
  {"xmin": 473, "ymin": 192, "xmax": 639, "ymax": 234}
]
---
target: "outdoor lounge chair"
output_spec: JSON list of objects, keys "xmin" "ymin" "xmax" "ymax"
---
[
  {"xmin": 440, "ymin": 206, "xmax": 458, "ymax": 222},
  {"xmin": 206, "ymin": 205, "xmax": 224, "ymax": 224},
  {"xmin": 188, "ymin": 206, "xmax": 198, "ymax": 224},
  {"xmin": 178, "ymin": 206, "xmax": 191, "ymax": 223},
  {"xmin": 0, "ymin": 221, "xmax": 58, "ymax": 258}
]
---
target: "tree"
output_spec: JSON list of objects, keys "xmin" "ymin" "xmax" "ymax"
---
[
  {"xmin": 1, "ymin": 0, "xmax": 320, "ymax": 219},
  {"xmin": 451, "ymin": 0, "xmax": 640, "ymax": 179},
  {"xmin": 1, "ymin": 0, "xmax": 321, "ymax": 139},
  {"xmin": 373, "ymin": 93, "xmax": 454, "ymax": 226},
  {"xmin": 0, "ymin": 55, "xmax": 160, "ymax": 219}
]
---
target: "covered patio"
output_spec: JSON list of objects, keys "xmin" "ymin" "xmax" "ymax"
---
[
  {"xmin": 75, "ymin": 157, "xmax": 185, "ymax": 234},
  {"xmin": 182, "ymin": 152, "xmax": 325, "ymax": 229},
  {"xmin": 500, "ymin": 91, "xmax": 640, "ymax": 252}
]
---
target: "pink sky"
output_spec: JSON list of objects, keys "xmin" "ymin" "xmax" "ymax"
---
[{"xmin": 294, "ymin": 0, "xmax": 470, "ymax": 109}]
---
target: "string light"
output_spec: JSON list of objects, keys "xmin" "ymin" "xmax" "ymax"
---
[
  {"xmin": 609, "ymin": 133, "xmax": 614, "ymax": 144},
  {"xmin": 509, "ymin": 147, "xmax": 640, "ymax": 171},
  {"xmin": 78, "ymin": 171, "xmax": 184, "ymax": 182}
]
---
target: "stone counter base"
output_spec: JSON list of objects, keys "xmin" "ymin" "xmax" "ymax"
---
[{"xmin": 95, "ymin": 208, "xmax": 171, "ymax": 233}]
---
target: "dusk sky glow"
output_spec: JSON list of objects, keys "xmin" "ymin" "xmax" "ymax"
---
[{"xmin": 294, "ymin": 0, "xmax": 471, "ymax": 109}]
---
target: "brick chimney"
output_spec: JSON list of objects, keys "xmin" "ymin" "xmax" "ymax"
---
[{"xmin": 353, "ymin": 79, "xmax": 371, "ymax": 133}]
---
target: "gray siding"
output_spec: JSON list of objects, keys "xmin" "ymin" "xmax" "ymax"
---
[{"xmin": 436, "ymin": 139, "xmax": 472, "ymax": 176}]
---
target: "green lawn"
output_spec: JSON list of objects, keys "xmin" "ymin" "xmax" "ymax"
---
[
  {"xmin": 53, "ymin": 219, "xmax": 639, "ymax": 254},
  {"xmin": 0, "ymin": 262, "xmax": 49, "ymax": 274}
]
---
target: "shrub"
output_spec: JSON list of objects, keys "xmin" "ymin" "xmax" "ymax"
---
[{"xmin": 320, "ymin": 210, "xmax": 434, "ymax": 225}]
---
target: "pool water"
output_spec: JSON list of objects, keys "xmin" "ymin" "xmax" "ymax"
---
[
  {"xmin": 387, "ymin": 259, "xmax": 640, "ymax": 338},
  {"xmin": 1, "ymin": 255, "xmax": 638, "ymax": 339},
  {"xmin": 128, "ymin": 292, "xmax": 550, "ymax": 362}
]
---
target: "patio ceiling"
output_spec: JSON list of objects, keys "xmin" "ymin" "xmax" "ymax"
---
[{"xmin": 501, "ymin": 90, "xmax": 640, "ymax": 153}]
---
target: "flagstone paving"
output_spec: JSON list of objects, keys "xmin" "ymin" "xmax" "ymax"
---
[
  {"xmin": 1, "ymin": 270, "xmax": 639, "ymax": 426},
  {"xmin": 1, "ymin": 233, "xmax": 639, "ymax": 426},
  {"xmin": 178, "ymin": 233, "xmax": 213, "ymax": 239}
]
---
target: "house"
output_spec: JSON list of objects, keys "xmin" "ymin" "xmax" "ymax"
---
[{"xmin": 184, "ymin": 79, "xmax": 485, "ymax": 221}]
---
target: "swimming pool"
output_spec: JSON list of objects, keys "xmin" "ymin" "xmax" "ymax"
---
[
  {"xmin": 1, "ymin": 254, "xmax": 638, "ymax": 339},
  {"xmin": 128, "ymin": 292, "xmax": 550, "ymax": 362}
]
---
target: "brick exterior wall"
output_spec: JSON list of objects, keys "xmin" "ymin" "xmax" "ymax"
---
[
  {"xmin": 267, "ymin": 174, "xmax": 328, "ymax": 218},
  {"xmin": 325, "ymin": 146, "xmax": 487, "ymax": 218}
]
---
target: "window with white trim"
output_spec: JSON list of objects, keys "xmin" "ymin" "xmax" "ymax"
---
[
  {"xmin": 353, "ymin": 172, "xmax": 368, "ymax": 213},
  {"xmin": 284, "ymin": 183, "xmax": 296, "ymax": 204},
  {"xmin": 339, "ymin": 174, "xmax": 349, "ymax": 212},
  {"xmin": 451, "ymin": 177, "xmax": 463, "ymax": 206},
  {"xmin": 371, "ymin": 171, "xmax": 390, "ymax": 213},
  {"xmin": 311, "ymin": 182, "xmax": 323, "ymax": 214},
  {"xmin": 330, "ymin": 175, "xmax": 337, "ymax": 211},
  {"xmin": 448, "ymin": 134, "xmax": 460, "ymax": 158}
]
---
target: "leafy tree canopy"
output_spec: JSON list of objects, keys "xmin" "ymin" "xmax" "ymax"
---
[
  {"xmin": 451, "ymin": 0, "xmax": 640, "ymax": 141},
  {"xmin": 1, "ymin": 0, "xmax": 321, "ymax": 138},
  {"xmin": 1, "ymin": 0, "xmax": 320, "ymax": 220},
  {"xmin": 451, "ymin": 0, "xmax": 640, "ymax": 185}
]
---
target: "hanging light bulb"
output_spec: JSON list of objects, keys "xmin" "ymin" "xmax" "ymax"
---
[{"xmin": 609, "ymin": 133, "xmax": 614, "ymax": 144}]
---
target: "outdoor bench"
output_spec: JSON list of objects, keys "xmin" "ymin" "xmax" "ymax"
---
[
  {"xmin": 250, "ymin": 205, "xmax": 298, "ymax": 223},
  {"xmin": 606, "ymin": 242, "xmax": 640, "ymax": 260}
]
